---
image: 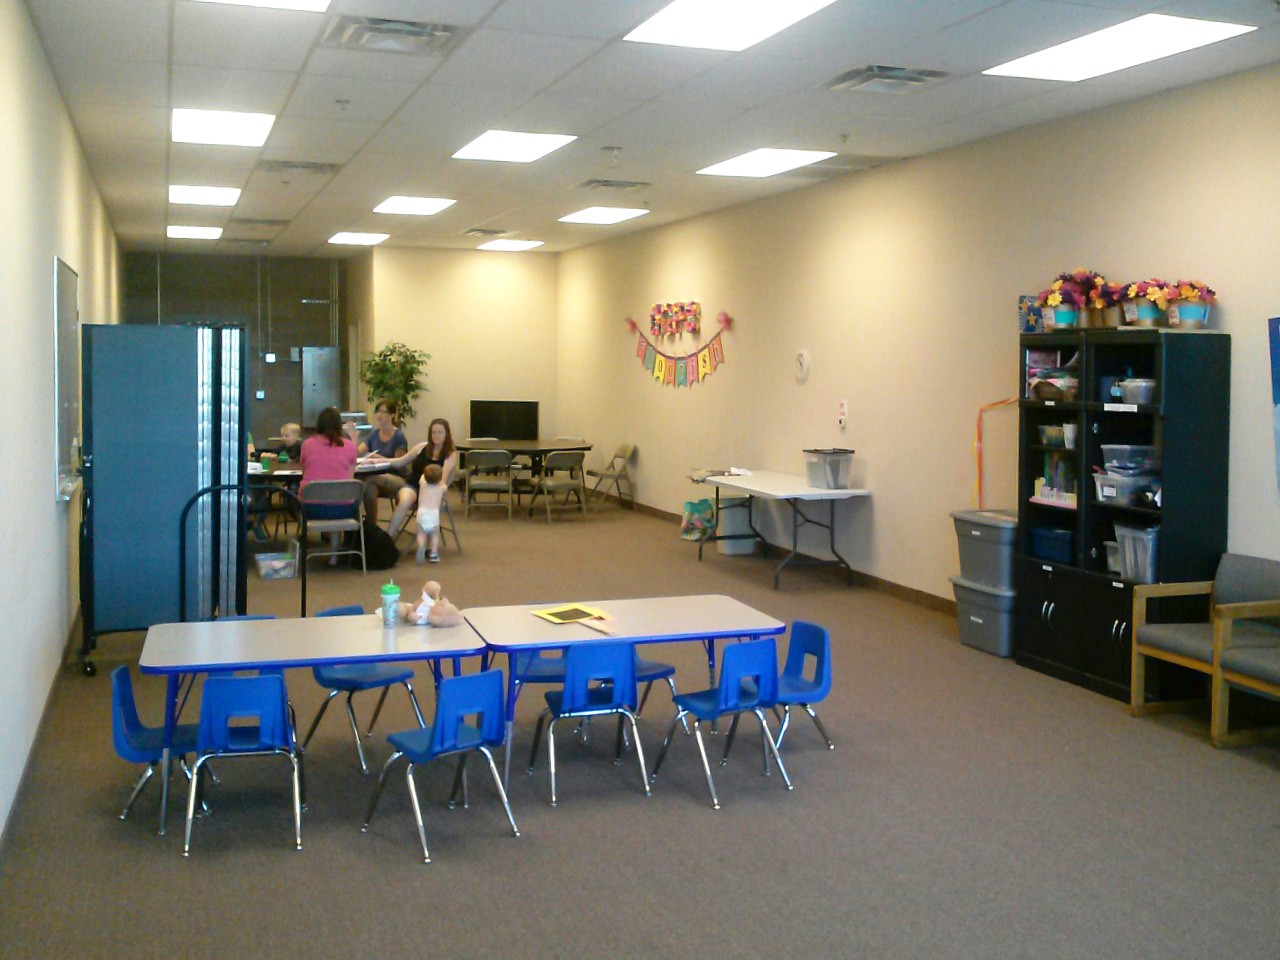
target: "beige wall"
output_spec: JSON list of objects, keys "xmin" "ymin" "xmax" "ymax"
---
[
  {"xmin": 1, "ymin": 1, "xmax": 120, "ymax": 834},
  {"xmin": 559, "ymin": 62, "xmax": 1280, "ymax": 600},
  {"xmin": 366, "ymin": 247, "xmax": 560, "ymax": 442}
]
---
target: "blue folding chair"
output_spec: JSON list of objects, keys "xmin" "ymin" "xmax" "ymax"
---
[
  {"xmin": 775, "ymin": 621, "xmax": 834, "ymax": 750},
  {"xmin": 183, "ymin": 673, "xmax": 302, "ymax": 856},
  {"xmin": 527, "ymin": 641, "xmax": 651, "ymax": 806},
  {"xmin": 362, "ymin": 669, "xmax": 519, "ymax": 864},
  {"xmin": 111, "ymin": 666, "xmax": 199, "ymax": 822},
  {"xmin": 649, "ymin": 637, "xmax": 791, "ymax": 810},
  {"xmin": 301, "ymin": 604, "xmax": 426, "ymax": 774}
]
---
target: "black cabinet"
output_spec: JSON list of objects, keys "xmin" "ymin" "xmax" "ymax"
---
[{"xmin": 1014, "ymin": 329, "xmax": 1229, "ymax": 700}]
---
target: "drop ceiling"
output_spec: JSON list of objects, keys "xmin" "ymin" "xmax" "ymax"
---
[{"xmin": 24, "ymin": 0, "xmax": 1280, "ymax": 256}]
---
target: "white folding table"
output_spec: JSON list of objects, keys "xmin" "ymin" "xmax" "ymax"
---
[{"xmin": 700, "ymin": 471, "xmax": 869, "ymax": 589}]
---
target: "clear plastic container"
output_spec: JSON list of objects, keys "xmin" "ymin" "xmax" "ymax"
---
[
  {"xmin": 803, "ymin": 448, "xmax": 854, "ymax": 489},
  {"xmin": 1115, "ymin": 524, "xmax": 1159, "ymax": 583},
  {"xmin": 1093, "ymin": 472, "xmax": 1153, "ymax": 506},
  {"xmin": 1100, "ymin": 444, "xmax": 1160, "ymax": 473}
]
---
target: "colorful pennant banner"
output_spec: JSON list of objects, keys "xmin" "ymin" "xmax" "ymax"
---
[{"xmin": 634, "ymin": 329, "xmax": 726, "ymax": 388}]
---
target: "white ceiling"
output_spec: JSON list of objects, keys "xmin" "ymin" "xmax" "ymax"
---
[{"xmin": 24, "ymin": 0, "xmax": 1280, "ymax": 256}]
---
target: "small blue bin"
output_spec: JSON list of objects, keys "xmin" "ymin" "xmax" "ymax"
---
[{"xmin": 1030, "ymin": 526, "xmax": 1073, "ymax": 564}]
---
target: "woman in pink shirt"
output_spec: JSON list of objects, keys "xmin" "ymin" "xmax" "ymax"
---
[{"xmin": 300, "ymin": 406, "xmax": 358, "ymax": 562}]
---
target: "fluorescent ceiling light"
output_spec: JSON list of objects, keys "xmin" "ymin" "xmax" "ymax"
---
[
  {"xmin": 373, "ymin": 196, "xmax": 456, "ymax": 216},
  {"xmin": 453, "ymin": 130, "xmax": 576, "ymax": 163},
  {"xmin": 167, "ymin": 225, "xmax": 223, "ymax": 240},
  {"xmin": 187, "ymin": 0, "xmax": 331, "ymax": 11},
  {"xmin": 169, "ymin": 184, "xmax": 241, "ymax": 206},
  {"xmin": 697, "ymin": 147, "xmax": 836, "ymax": 178},
  {"xmin": 624, "ymin": 0, "xmax": 839, "ymax": 52},
  {"xmin": 328, "ymin": 232, "xmax": 389, "ymax": 245},
  {"xmin": 559, "ymin": 206, "xmax": 650, "ymax": 225},
  {"xmin": 983, "ymin": 14, "xmax": 1256, "ymax": 82},
  {"xmin": 478, "ymin": 239, "xmax": 544, "ymax": 252},
  {"xmin": 171, "ymin": 108, "xmax": 275, "ymax": 147}
]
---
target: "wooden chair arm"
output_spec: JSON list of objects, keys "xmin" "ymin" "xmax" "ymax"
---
[
  {"xmin": 1214, "ymin": 599, "xmax": 1280, "ymax": 620},
  {"xmin": 1132, "ymin": 580, "xmax": 1214, "ymax": 630}
]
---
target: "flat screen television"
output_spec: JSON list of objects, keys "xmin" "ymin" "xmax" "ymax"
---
[{"xmin": 470, "ymin": 399, "xmax": 539, "ymax": 441}]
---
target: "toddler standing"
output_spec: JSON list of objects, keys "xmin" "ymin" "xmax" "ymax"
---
[{"xmin": 414, "ymin": 463, "xmax": 446, "ymax": 564}]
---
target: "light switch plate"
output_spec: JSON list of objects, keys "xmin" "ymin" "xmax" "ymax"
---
[{"xmin": 255, "ymin": 390, "xmax": 265, "ymax": 400}]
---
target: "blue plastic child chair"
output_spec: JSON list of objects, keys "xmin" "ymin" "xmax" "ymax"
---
[
  {"xmin": 775, "ymin": 621, "xmax": 834, "ymax": 750},
  {"xmin": 111, "ymin": 665, "xmax": 199, "ymax": 822}
]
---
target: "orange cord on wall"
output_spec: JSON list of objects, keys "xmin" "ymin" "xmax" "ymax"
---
[{"xmin": 975, "ymin": 398, "xmax": 1018, "ymax": 509}]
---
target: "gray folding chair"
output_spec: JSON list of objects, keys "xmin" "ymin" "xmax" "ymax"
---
[
  {"xmin": 528, "ymin": 450, "xmax": 587, "ymax": 522},
  {"xmin": 464, "ymin": 449, "xmax": 514, "ymax": 518},
  {"xmin": 587, "ymin": 443, "xmax": 636, "ymax": 511},
  {"xmin": 300, "ymin": 479, "xmax": 366, "ymax": 571}
]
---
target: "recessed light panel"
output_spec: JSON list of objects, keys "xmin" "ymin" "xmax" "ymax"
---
[
  {"xmin": 167, "ymin": 225, "xmax": 223, "ymax": 240},
  {"xmin": 329, "ymin": 232, "xmax": 389, "ymax": 245},
  {"xmin": 373, "ymin": 196, "xmax": 456, "ymax": 216},
  {"xmin": 188, "ymin": 0, "xmax": 331, "ymax": 11},
  {"xmin": 559, "ymin": 207, "xmax": 650, "ymax": 225},
  {"xmin": 697, "ymin": 148, "xmax": 837, "ymax": 178},
  {"xmin": 172, "ymin": 108, "xmax": 275, "ymax": 147},
  {"xmin": 452, "ymin": 131, "xmax": 576, "ymax": 163},
  {"xmin": 983, "ymin": 14, "xmax": 1256, "ymax": 82},
  {"xmin": 477, "ymin": 239, "xmax": 544, "ymax": 252},
  {"xmin": 169, "ymin": 185, "xmax": 241, "ymax": 206},
  {"xmin": 624, "ymin": 0, "xmax": 839, "ymax": 52}
]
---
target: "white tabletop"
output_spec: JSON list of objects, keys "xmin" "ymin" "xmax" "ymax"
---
[
  {"xmin": 464, "ymin": 594, "xmax": 784, "ymax": 652},
  {"xmin": 706, "ymin": 470, "xmax": 869, "ymax": 501},
  {"xmin": 140, "ymin": 612, "xmax": 485, "ymax": 674},
  {"xmin": 250, "ymin": 460, "xmax": 389, "ymax": 479}
]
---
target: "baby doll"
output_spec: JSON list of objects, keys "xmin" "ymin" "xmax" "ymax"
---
[
  {"xmin": 414, "ymin": 462, "xmax": 447, "ymax": 564},
  {"xmin": 397, "ymin": 579, "xmax": 463, "ymax": 627}
]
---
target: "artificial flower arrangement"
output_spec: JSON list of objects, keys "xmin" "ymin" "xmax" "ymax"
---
[
  {"xmin": 1171, "ymin": 279, "xmax": 1216, "ymax": 304},
  {"xmin": 1035, "ymin": 268, "xmax": 1101, "ymax": 311},
  {"xmin": 1126, "ymin": 278, "xmax": 1176, "ymax": 310},
  {"xmin": 1088, "ymin": 279, "xmax": 1128, "ymax": 308}
]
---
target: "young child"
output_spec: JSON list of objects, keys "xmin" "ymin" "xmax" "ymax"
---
[
  {"xmin": 279, "ymin": 421, "xmax": 302, "ymax": 461},
  {"xmin": 414, "ymin": 462, "xmax": 446, "ymax": 564},
  {"xmin": 397, "ymin": 579, "xmax": 462, "ymax": 626}
]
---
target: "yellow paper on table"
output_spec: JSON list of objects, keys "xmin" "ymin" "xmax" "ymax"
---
[{"xmin": 533, "ymin": 604, "xmax": 612, "ymax": 625}]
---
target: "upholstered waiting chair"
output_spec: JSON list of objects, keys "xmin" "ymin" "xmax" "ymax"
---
[
  {"xmin": 1132, "ymin": 552, "xmax": 1280, "ymax": 746},
  {"xmin": 184, "ymin": 673, "xmax": 302, "ymax": 856},
  {"xmin": 301, "ymin": 604, "xmax": 426, "ymax": 774},
  {"xmin": 111, "ymin": 666, "xmax": 199, "ymax": 822},
  {"xmin": 587, "ymin": 443, "xmax": 636, "ymax": 511},
  {"xmin": 649, "ymin": 637, "xmax": 792, "ymax": 810},
  {"xmin": 464, "ymin": 449, "xmax": 514, "ymax": 518},
  {"xmin": 362, "ymin": 669, "xmax": 519, "ymax": 864},
  {"xmin": 527, "ymin": 641, "xmax": 650, "ymax": 806}
]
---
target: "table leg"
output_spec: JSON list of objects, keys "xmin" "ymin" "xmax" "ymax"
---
[
  {"xmin": 503, "ymin": 653, "xmax": 520, "ymax": 789},
  {"xmin": 158, "ymin": 673, "xmax": 179, "ymax": 836},
  {"xmin": 826, "ymin": 498, "xmax": 855, "ymax": 585}
]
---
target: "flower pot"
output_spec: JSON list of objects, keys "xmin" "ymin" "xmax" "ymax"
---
[
  {"xmin": 1044, "ymin": 305, "xmax": 1078, "ymax": 329},
  {"xmin": 1100, "ymin": 305, "xmax": 1123, "ymax": 327},
  {"xmin": 1131, "ymin": 301, "xmax": 1166, "ymax": 327},
  {"xmin": 1168, "ymin": 301, "xmax": 1210, "ymax": 329},
  {"xmin": 1082, "ymin": 306, "xmax": 1103, "ymax": 328}
]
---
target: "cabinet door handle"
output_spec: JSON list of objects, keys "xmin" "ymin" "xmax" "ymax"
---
[
  {"xmin": 1110, "ymin": 619, "xmax": 1118, "ymax": 642},
  {"xmin": 1117, "ymin": 621, "xmax": 1128, "ymax": 644},
  {"xmin": 1040, "ymin": 600, "xmax": 1048, "ymax": 621},
  {"xmin": 1046, "ymin": 601, "xmax": 1055, "ymax": 623}
]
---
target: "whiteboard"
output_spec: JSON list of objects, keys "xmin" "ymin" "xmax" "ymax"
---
[{"xmin": 54, "ymin": 257, "xmax": 80, "ymax": 501}]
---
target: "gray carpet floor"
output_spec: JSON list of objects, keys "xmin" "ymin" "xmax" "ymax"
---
[{"xmin": 2, "ymin": 501, "xmax": 1278, "ymax": 960}]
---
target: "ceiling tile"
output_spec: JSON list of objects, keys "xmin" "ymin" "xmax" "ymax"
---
[
  {"xmin": 66, "ymin": 100, "xmax": 170, "ymax": 144},
  {"xmin": 362, "ymin": 83, "xmax": 530, "ymax": 156},
  {"xmin": 329, "ymin": 0, "xmax": 501, "ymax": 24},
  {"xmin": 429, "ymin": 27, "xmax": 604, "ymax": 91},
  {"xmin": 168, "ymin": 142, "xmax": 261, "ymax": 184},
  {"xmin": 170, "ymin": 65, "xmax": 296, "ymax": 113},
  {"xmin": 262, "ymin": 116, "xmax": 380, "ymax": 164},
  {"xmin": 172, "ymin": 2, "xmax": 323, "ymax": 71},
  {"xmin": 484, "ymin": 0, "xmax": 668, "ymax": 39},
  {"xmin": 304, "ymin": 46, "xmax": 441, "ymax": 83},
  {"xmin": 50, "ymin": 57, "xmax": 169, "ymax": 108},
  {"xmin": 26, "ymin": 0, "xmax": 168, "ymax": 64},
  {"xmin": 283, "ymin": 74, "xmax": 419, "ymax": 123},
  {"xmin": 550, "ymin": 42, "xmax": 728, "ymax": 101}
]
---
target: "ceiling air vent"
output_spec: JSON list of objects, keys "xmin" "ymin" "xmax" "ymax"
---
[
  {"xmin": 321, "ymin": 16, "xmax": 464, "ymax": 56},
  {"xmin": 463, "ymin": 227, "xmax": 507, "ymax": 238},
  {"xmin": 828, "ymin": 65, "xmax": 948, "ymax": 94},
  {"xmin": 258, "ymin": 160, "xmax": 343, "ymax": 176},
  {"xmin": 578, "ymin": 178, "xmax": 651, "ymax": 191},
  {"xmin": 229, "ymin": 217, "xmax": 290, "ymax": 228}
]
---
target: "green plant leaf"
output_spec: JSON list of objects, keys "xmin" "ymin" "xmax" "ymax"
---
[{"xmin": 358, "ymin": 341, "xmax": 430, "ymax": 424}]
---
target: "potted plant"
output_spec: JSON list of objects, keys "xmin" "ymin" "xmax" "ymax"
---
[
  {"xmin": 1124, "ymin": 279, "xmax": 1176, "ymax": 327},
  {"xmin": 1167, "ymin": 279, "xmax": 1216, "ymax": 329},
  {"xmin": 1035, "ymin": 269, "xmax": 1095, "ymax": 328},
  {"xmin": 358, "ymin": 341, "xmax": 431, "ymax": 424}
]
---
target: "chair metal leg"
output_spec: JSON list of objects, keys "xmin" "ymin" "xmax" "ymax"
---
[
  {"xmin": 404, "ymin": 764, "xmax": 431, "ymax": 864},
  {"xmin": 361, "ymin": 751, "xmax": 402, "ymax": 830},
  {"xmin": 649, "ymin": 710, "xmax": 685, "ymax": 780},
  {"xmin": 449, "ymin": 753, "xmax": 470, "ymax": 809},
  {"xmin": 776, "ymin": 705, "xmax": 793, "ymax": 749},
  {"xmin": 365, "ymin": 687, "xmax": 392, "ymax": 735},
  {"xmin": 806, "ymin": 705, "xmax": 835, "ymax": 749},
  {"xmin": 288, "ymin": 752, "xmax": 302, "ymax": 851},
  {"xmin": 182, "ymin": 755, "xmax": 211, "ymax": 856},
  {"xmin": 614, "ymin": 714, "xmax": 625, "ymax": 764},
  {"xmin": 547, "ymin": 717, "xmax": 560, "ymax": 806},
  {"xmin": 479, "ymin": 746, "xmax": 521, "ymax": 838},
  {"xmin": 637, "ymin": 679, "xmax": 655, "ymax": 714},
  {"xmin": 344, "ymin": 692, "xmax": 370, "ymax": 774},
  {"xmin": 720, "ymin": 713, "xmax": 741, "ymax": 766},
  {"xmin": 666, "ymin": 677, "xmax": 691, "ymax": 733},
  {"xmin": 120, "ymin": 764, "xmax": 155, "ymax": 820},
  {"xmin": 754, "ymin": 709, "xmax": 792, "ymax": 790},
  {"xmin": 692, "ymin": 722, "xmax": 721, "ymax": 810},
  {"xmin": 623, "ymin": 710, "xmax": 651, "ymax": 796},
  {"xmin": 301, "ymin": 688, "xmax": 340, "ymax": 750}
]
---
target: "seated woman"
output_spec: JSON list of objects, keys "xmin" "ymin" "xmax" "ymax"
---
[
  {"xmin": 347, "ymin": 399, "xmax": 414, "ymax": 539},
  {"xmin": 368, "ymin": 418, "xmax": 458, "ymax": 548},
  {"xmin": 300, "ymin": 406, "xmax": 358, "ymax": 564}
]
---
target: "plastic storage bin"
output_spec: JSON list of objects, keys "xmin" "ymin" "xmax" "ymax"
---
[
  {"xmin": 951, "ymin": 509, "xmax": 1017, "ymax": 590},
  {"xmin": 949, "ymin": 575, "xmax": 1015, "ymax": 657},
  {"xmin": 1100, "ymin": 445, "xmax": 1160, "ymax": 473},
  {"xmin": 1093, "ymin": 472, "xmax": 1154, "ymax": 506},
  {"xmin": 1115, "ymin": 524, "xmax": 1159, "ymax": 583},
  {"xmin": 803, "ymin": 448, "xmax": 854, "ymax": 489},
  {"xmin": 254, "ymin": 541, "xmax": 298, "ymax": 579},
  {"xmin": 1030, "ymin": 526, "xmax": 1073, "ymax": 564}
]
